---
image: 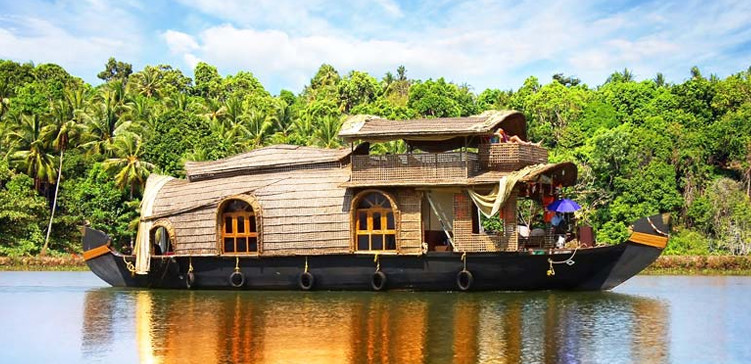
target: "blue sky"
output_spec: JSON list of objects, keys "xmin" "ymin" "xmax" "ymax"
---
[{"xmin": 1, "ymin": 0, "xmax": 750, "ymax": 94}]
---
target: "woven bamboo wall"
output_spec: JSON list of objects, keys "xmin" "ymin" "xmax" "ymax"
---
[
  {"xmin": 478, "ymin": 143, "xmax": 548, "ymax": 171},
  {"xmin": 152, "ymin": 165, "xmax": 353, "ymax": 256},
  {"xmin": 452, "ymin": 192, "xmax": 518, "ymax": 252},
  {"xmin": 502, "ymin": 192, "xmax": 518, "ymax": 251},
  {"xmin": 396, "ymin": 189, "xmax": 422, "ymax": 254}
]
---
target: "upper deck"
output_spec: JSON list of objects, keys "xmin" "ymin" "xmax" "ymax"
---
[
  {"xmin": 339, "ymin": 111, "xmax": 549, "ymax": 187},
  {"xmin": 344, "ymin": 143, "xmax": 548, "ymax": 186}
]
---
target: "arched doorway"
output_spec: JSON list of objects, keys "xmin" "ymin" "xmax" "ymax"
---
[{"xmin": 150, "ymin": 220, "xmax": 175, "ymax": 255}]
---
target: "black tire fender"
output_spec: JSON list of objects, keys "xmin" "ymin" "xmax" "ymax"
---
[
  {"xmin": 371, "ymin": 271, "xmax": 387, "ymax": 291},
  {"xmin": 298, "ymin": 271, "xmax": 315, "ymax": 290},
  {"xmin": 229, "ymin": 271, "xmax": 245, "ymax": 288},
  {"xmin": 456, "ymin": 270, "xmax": 474, "ymax": 291}
]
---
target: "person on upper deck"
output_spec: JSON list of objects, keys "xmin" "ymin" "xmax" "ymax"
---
[{"xmin": 493, "ymin": 128, "xmax": 542, "ymax": 146}]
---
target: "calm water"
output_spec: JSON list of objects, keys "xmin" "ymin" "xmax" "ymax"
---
[{"xmin": 0, "ymin": 273, "xmax": 749, "ymax": 364}]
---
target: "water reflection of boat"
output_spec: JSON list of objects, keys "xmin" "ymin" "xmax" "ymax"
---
[
  {"xmin": 82, "ymin": 111, "xmax": 671, "ymax": 291},
  {"xmin": 82, "ymin": 289, "xmax": 669, "ymax": 363}
]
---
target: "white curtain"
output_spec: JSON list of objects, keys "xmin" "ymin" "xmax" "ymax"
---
[{"xmin": 134, "ymin": 174, "xmax": 174, "ymax": 275}]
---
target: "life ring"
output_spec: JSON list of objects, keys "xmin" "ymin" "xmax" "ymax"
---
[
  {"xmin": 298, "ymin": 271, "xmax": 315, "ymax": 290},
  {"xmin": 185, "ymin": 271, "xmax": 196, "ymax": 289},
  {"xmin": 456, "ymin": 270, "xmax": 473, "ymax": 291},
  {"xmin": 229, "ymin": 271, "xmax": 245, "ymax": 288},
  {"xmin": 371, "ymin": 271, "xmax": 387, "ymax": 291}
]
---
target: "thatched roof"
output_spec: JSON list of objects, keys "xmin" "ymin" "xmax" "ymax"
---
[
  {"xmin": 471, "ymin": 162, "xmax": 578, "ymax": 186},
  {"xmin": 151, "ymin": 165, "xmax": 354, "ymax": 256},
  {"xmin": 184, "ymin": 145, "xmax": 351, "ymax": 182},
  {"xmin": 339, "ymin": 110, "xmax": 527, "ymax": 147}
]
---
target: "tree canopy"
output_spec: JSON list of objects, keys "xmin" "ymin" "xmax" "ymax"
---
[{"xmin": 0, "ymin": 59, "xmax": 749, "ymax": 256}]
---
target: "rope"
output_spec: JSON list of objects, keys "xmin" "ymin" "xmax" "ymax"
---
[
  {"xmin": 123, "ymin": 256, "xmax": 136, "ymax": 274},
  {"xmin": 461, "ymin": 252, "xmax": 467, "ymax": 271},
  {"xmin": 304, "ymin": 257, "xmax": 309, "ymax": 273},
  {"xmin": 234, "ymin": 256, "xmax": 240, "ymax": 272},
  {"xmin": 373, "ymin": 253, "xmax": 380, "ymax": 272},
  {"xmin": 546, "ymin": 246, "xmax": 579, "ymax": 277},
  {"xmin": 647, "ymin": 216, "xmax": 670, "ymax": 237},
  {"xmin": 188, "ymin": 257, "xmax": 194, "ymax": 273}
]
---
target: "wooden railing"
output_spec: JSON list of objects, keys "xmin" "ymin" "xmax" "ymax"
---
[
  {"xmin": 351, "ymin": 152, "xmax": 479, "ymax": 182},
  {"xmin": 478, "ymin": 143, "xmax": 548, "ymax": 171}
]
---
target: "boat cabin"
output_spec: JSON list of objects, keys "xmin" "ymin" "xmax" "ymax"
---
[{"xmin": 138, "ymin": 110, "xmax": 577, "ymax": 260}]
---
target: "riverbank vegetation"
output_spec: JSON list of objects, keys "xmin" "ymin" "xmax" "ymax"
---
[
  {"xmin": 0, "ymin": 58, "xmax": 749, "ymax": 257},
  {"xmin": 643, "ymin": 255, "xmax": 751, "ymax": 275},
  {"xmin": 0, "ymin": 255, "xmax": 87, "ymax": 271}
]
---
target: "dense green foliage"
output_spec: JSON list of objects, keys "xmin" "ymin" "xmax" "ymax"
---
[{"xmin": 0, "ymin": 58, "xmax": 749, "ymax": 256}]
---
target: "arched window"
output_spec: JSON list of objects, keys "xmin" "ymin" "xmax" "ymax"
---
[
  {"xmin": 221, "ymin": 199, "xmax": 258, "ymax": 254},
  {"xmin": 355, "ymin": 192, "xmax": 396, "ymax": 251}
]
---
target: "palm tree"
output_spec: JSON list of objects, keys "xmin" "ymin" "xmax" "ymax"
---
[
  {"xmin": 163, "ymin": 92, "xmax": 195, "ymax": 112},
  {"xmin": 82, "ymin": 89, "xmax": 130, "ymax": 157},
  {"xmin": 223, "ymin": 96, "xmax": 244, "ymax": 125},
  {"xmin": 690, "ymin": 66, "xmax": 703, "ymax": 80},
  {"xmin": 245, "ymin": 108, "xmax": 272, "ymax": 149},
  {"xmin": 122, "ymin": 95, "xmax": 156, "ymax": 139},
  {"xmin": 7, "ymin": 113, "xmax": 56, "ymax": 189},
  {"xmin": 207, "ymin": 113, "xmax": 248, "ymax": 154},
  {"xmin": 267, "ymin": 99, "xmax": 294, "ymax": 142},
  {"xmin": 107, "ymin": 79, "xmax": 128, "ymax": 105},
  {"xmin": 201, "ymin": 98, "xmax": 226, "ymax": 123},
  {"xmin": 654, "ymin": 73, "xmax": 666, "ymax": 87},
  {"xmin": 371, "ymin": 140, "xmax": 406, "ymax": 155},
  {"xmin": 40, "ymin": 88, "xmax": 87, "ymax": 255},
  {"xmin": 103, "ymin": 132, "xmax": 154, "ymax": 198},
  {"xmin": 290, "ymin": 114, "xmax": 315, "ymax": 146},
  {"xmin": 312, "ymin": 115, "xmax": 342, "ymax": 148},
  {"xmin": 382, "ymin": 71, "xmax": 395, "ymax": 94},
  {"xmin": 130, "ymin": 66, "xmax": 164, "ymax": 98},
  {"xmin": 396, "ymin": 65, "xmax": 407, "ymax": 81}
]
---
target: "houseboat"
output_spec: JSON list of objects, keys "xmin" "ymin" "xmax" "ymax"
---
[{"xmin": 82, "ymin": 110, "xmax": 670, "ymax": 291}]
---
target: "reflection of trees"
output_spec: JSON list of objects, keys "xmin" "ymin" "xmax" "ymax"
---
[
  {"xmin": 81, "ymin": 290, "xmax": 669, "ymax": 363},
  {"xmin": 81, "ymin": 289, "xmax": 115, "ymax": 355}
]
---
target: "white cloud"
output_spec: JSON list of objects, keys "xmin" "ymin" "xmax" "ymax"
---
[
  {"xmin": 2, "ymin": 0, "xmax": 751, "ymax": 92},
  {"xmin": 166, "ymin": 23, "xmax": 495, "ymax": 92},
  {"xmin": 162, "ymin": 0, "xmax": 751, "ymax": 93},
  {"xmin": 0, "ymin": 16, "xmax": 134, "ymax": 76},
  {"xmin": 163, "ymin": 30, "xmax": 199, "ymax": 54},
  {"xmin": 0, "ymin": 1, "xmax": 144, "ymax": 83},
  {"xmin": 183, "ymin": 53, "xmax": 201, "ymax": 70},
  {"xmin": 374, "ymin": 0, "xmax": 403, "ymax": 17}
]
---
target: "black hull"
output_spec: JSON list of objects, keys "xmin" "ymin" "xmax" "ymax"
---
[{"xmin": 82, "ymin": 215, "xmax": 667, "ymax": 291}]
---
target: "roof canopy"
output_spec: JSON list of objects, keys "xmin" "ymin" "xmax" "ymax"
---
[
  {"xmin": 521, "ymin": 162, "xmax": 578, "ymax": 186},
  {"xmin": 184, "ymin": 145, "xmax": 351, "ymax": 181},
  {"xmin": 339, "ymin": 110, "xmax": 527, "ymax": 151}
]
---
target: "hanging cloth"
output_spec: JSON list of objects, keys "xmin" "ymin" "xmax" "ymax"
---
[
  {"xmin": 542, "ymin": 195, "xmax": 556, "ymax": 222},
  {"xmin": 467, "ymin": 164, "xmax": 548, "ymax": 218},
  {"xmin": 134, "ymin": 174, "xmax": 174, "ymax": 275}
]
